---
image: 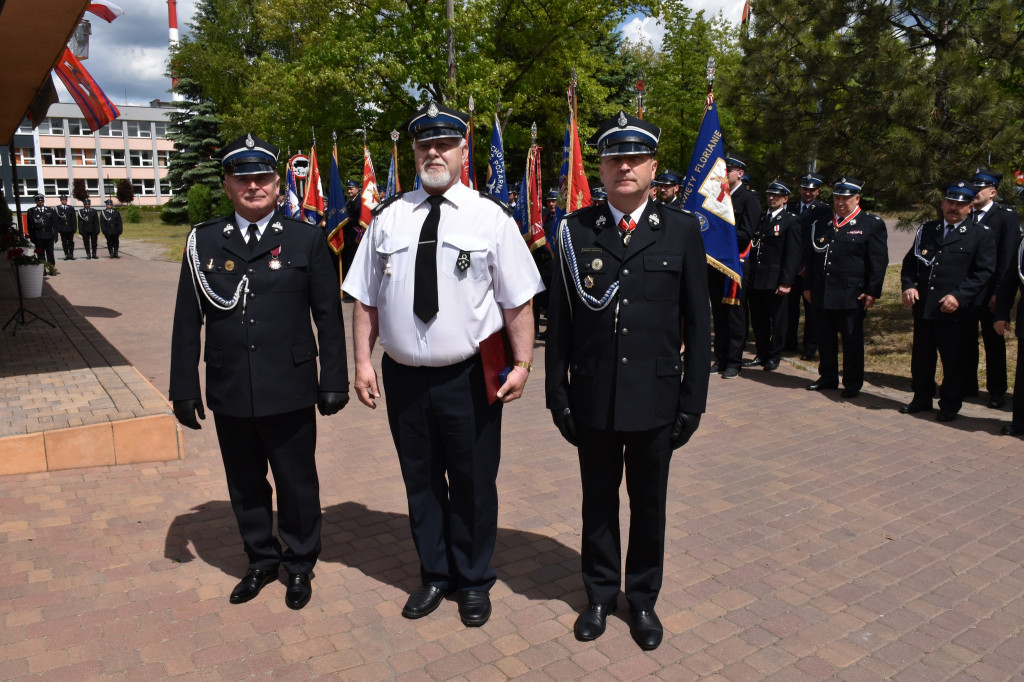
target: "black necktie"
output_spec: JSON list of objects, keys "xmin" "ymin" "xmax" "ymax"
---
[
  {"xmin": 247, "ymin": 223, "xmax": 258, "ymax": 251},
  {"xmin": 413, "ymin": 195, "xmax": 445, "ymax": 322}
]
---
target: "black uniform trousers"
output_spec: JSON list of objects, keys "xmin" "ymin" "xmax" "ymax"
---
[
  {"xmin": 965, "ymin": 305, "xmax": 1006, "ymax": 398},
  {"xmin": 82, "ymin": 233, "xmax": 98, "ymax": 256},
  {"xmin": 381, "ymin": 353, "xmax": 503, "ymax": 592},
  {"xmin": 59, "ymin": 232, "xmax": 76, "ymax": 258},
  {"xmin": 212, "ymin": 407, "xmax": 321, "ymax": 574},
  {"xmin": 749, "ymin": 290, "xmax": 789, "ymax": 361},
  {"xmin": 910, "ymin": 315, "xmax": 974, "ymax": 415},
  {"xmin": 709, "ymin": 269, "xmax": 745, "ymax": 370},
  {"xmin": 578, "ymin": 423, "xmax": 672, "ymax": 612},
  {"xmin": 814, "ymin": 306, "xmax": 865, "ymax": 391},
  {"xmin": 37, "ymin": 237, "xmax": 56, "ymax": 266},
  {"xmin": 105, "ymin": 234, "xmax": 120, "ymax": 256},
  {"xmin": 785, "ymin": 274, "xmax": 817, "ymax": 354},
  {"xmin": 1012, "ymin": 351, "xmax": 1024, "ymax": 430}
]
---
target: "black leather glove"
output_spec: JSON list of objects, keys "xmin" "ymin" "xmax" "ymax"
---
[
  {"xmin": 551, "ymin": 408, "xmax": 579, "ymax": 447},
  {"xmin": 173, "ymin": 399, "xmax": 205, "ymax": 430},
  {"xmin": 317, "ymin": 391, "xmax": 349, "ymax": 416},
  {"xmin": 670, "ymin": 411, "xmax": 701, "ymax": 450}
]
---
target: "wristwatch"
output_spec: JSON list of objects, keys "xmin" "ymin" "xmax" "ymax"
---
[{"xmin": 512, "ymin": 360, "xmax": 532, "ymax": 372}]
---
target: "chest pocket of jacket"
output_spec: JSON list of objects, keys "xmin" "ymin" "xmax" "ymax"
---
[
  {"xmin": 376, "ymin": 236, "xmax": 412, "ymax": 281},
  {"xmin": 643, "ymin": 254, "xmax": 683, "ymax": 301},
  {"xmin": 270, "ymin": 254, "xmax": 310, "ymax": 293},
  {"xmin": 441, "ymin": 235, "xmax": 489, "ymax": 281}
]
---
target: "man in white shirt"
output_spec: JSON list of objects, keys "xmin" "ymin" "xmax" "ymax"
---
[{"xmin": 343, "ymin": 102, "xmax": 543, "ymax": 628}]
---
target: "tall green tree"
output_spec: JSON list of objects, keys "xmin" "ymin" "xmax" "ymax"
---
[{"xmin": 162, "ymin": 76, "xmax": 225, "ymax": 225}]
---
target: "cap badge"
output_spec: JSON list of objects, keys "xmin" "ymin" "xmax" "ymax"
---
[
  {"xmin": 617, "ymin": 111, "xmax": 628, "ymax": 127},
  {"xmin": 427, "ymin": 101, "xmax": 439, "ymax": 118},
  {"xmin": 649, "ymin": 213, "xmax": 660, "ymax": 226},
  {"xmin": 245, "ymin": 133, "xmax": 255, "ymax": 149}
]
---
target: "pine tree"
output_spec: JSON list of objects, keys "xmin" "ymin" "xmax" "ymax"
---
[{"xmin": 162, "ymin": 75, "xmax": 225, "ymax": 224}]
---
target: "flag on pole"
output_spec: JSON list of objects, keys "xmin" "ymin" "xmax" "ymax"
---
[
  {"xmin": 325, "ymin": 143, "xmax": 349, "ymax": 255},
  {"xmin": 384, "ymin": 131, "xmax": 401, "ymax": 200},
  {"xmin": 302, "ymin": 145, "xmax": 325, "ymax": 225},
  {"xmin": 285, "ymin": 166, "xmax": 302, "ymax": 219},
  {"xmin": 53, "ymin": 48, "xmax": 120, "ymax": 132},
  {"xmin": 358, "ymin": 146, "xmax": 380, "ymax": 236},
  {"xmin": 679, "ymin": 87, "xmax": 742, "ymax": 301},
  {"xmin": 461, "ymin": 98, "xmax": 476, "ymax": 189},
  {"xmin": 553, "ymin": 76, "xmax": 592, "ymax": 229},
  {"xmin": 484, "ymin": 114, "xmax": 509, "ymax": 204},
  {"xmin": 512, "ymin": 139, "xmax": 548, "ymax": 253},
  {"xmin": 87, "ymin": 0, "xmax": 124, "ymax": 22}
]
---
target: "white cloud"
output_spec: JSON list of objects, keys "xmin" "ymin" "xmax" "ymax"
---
[{"xmin": 621, "ymin": 16, "xmax": 666, "ymax": 49}]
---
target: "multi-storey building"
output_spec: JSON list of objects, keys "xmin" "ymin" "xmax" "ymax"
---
[{"xmin": 2, "ymin": 101, "xmax": 175, "ymax": 212}]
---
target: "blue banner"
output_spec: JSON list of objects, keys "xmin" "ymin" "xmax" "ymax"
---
[
  {"xmin": 484, "ymin": 115, "xmax": 509, "ymax": 203},
  {"xmin": 325, "ymin": 147, "xmax": 348, "ymax": 255}
]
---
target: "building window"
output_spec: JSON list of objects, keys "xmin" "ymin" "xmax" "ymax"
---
[
  {"xmin": 104, "ymin": 179, "xmax": 117, "ymax": 196},
  {"xmin": 16, "ymin": 179, "xmax": 38, "ymax": 196},
  {"xmin": 17, "ymin": 121, "xmax": 34, "ymax": 134},
  {"xmin": 67, "ymin": 119, "xmax": 94, "ymax": 136},
  {"xmin": 160, "ymin": 179, "xmax": 173, "ymax": 195},
  {"xmin": 129, "ymin": 150, "xmax": 154, "ymax": 167},
  {"xmin": 100, "ymin": 149, "xmax": 126, "ymax": 167},
  {"xmin": 14, "ymin": 147, "xmax": 35, "ymax": 165},
  {"xmin": 157, "ymin": 150, "xmax": 171, "ymax": 167},
  {"xmin": 126, "ymin": 120, "xmax": 152, "ymax": 138},
  {"xmin": 154, "ymin": 122, "xmax": 167, "ymax": 138},
  {"xmin": 132, "ymin": 179, "xmax": 157, "ymax": 196},
  {"xmin": 99, "ymin": 121, "xmax": 123, "ymax": 137},
  {"xmin": 39, "ymin": 118, "xmax": 66, "ymax": 135},
  {"xmin": 43, "ymin": 179, "xmax": 71, "ymax": 196},
  {"xmin": 85, "ymin": 179, "xmax": 101, "ymax": 195},
  {"xmin": 71, "ymin": 149, "xmax": 97, "ymax": 166},
  {"xmin": 40, "ymin": 148, "xmax": 68, "ymax": 166}
]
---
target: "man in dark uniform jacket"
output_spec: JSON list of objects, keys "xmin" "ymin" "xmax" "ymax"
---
[
  {"xmin": 745, "ymin": 180, "xmax": 801, "ymax": 370},
  {"xmin": 709, "ymin": 153, "xmax": 760, "ymax": 378},
  {"xmin": 966, "ymin": 168, "xmax": 1022, "ymax": 408},
  {"xmin": 341, "ymin": 179, "xmax": 361, "ymax": 284},
  {"xmin": 994, "ymin": 231, "xmax": 1024, "ymax": 436},
  {"xmin": 169, "ymin": 133, "xmax": 349, "ymax": 610},
  {"xmin": 803, "ymin": 176, "xmax": 888, "ymax": 398},
  {"xmin": 899, "ymin": 182, "xmax": 995, "ymax": 421},
  {"xmin": 546, "ymin": 111, "xmax": 711, "ymax": 651},
  {"xmin": 785, "ymin": 172, "xmax": 830, "ymax": 360},
  {"xmin": 77, "ymin": 198, "xmax": 100, "ymax": 259},
  {"xmin": 54, "ymin": 193, "xmax": 77, "ymax": 260},
  {"xmin": 100, "ymin": 199, "xmax": 123, "ymax": 258},
  {"xmin": 655, "ymin": 171, "xmax": 681, "ymax": 207},
  {"xmin": 27, "ymin": 194, "xmax": 57, "ymax": 267}
]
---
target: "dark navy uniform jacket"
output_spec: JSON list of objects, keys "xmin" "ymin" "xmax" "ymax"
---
[
  {"xmin": 77, "ymin": 208, "xmax": 99, "ymax": 235},
  {"xmin": 730, "ymin": 185, "xmax": 760, "ymax": 249},
  {"xmin": 169, "ymin": 211, "xmax": 348, "ymax": 418},
  {"xmin": 28, "ymin": 206, "xmax": 55, "ymax": 239},
  {"xmin": 748, "ymin": 209, "xmax": 801, "ymax": 291},
  {"xmin": 996, "ymin": 236, "xmax": 1024, "ymax": 338},
  {"xmin": 901, "ymin": 219, "xmax": 996, "ymax": 321},
  {"xmin": 100, "ymin": 209, "xmax": 123, "ymax": 236},
  {"xmin": 545, "ymin": 202, "xmax": 711, "ymax": 432},
  {"xmin": 975, "ymin": 203, "xmax": 1022, "ymax": 304},
  {"xmin": 803, "ymin": 211, "xmax": 888, "ymax": 310},
  {"xmin": 54, "ymin": 204, "xmax": 75, "ymax": 233}
]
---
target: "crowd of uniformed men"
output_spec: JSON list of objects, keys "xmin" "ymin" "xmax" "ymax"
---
[
  {"xmin": 160, "ymin": 102, "xmax": 1023, "ymax": 652},
  {"xmin": 25, "ymin": 191, "xmax": 124, "ymax": 267}
]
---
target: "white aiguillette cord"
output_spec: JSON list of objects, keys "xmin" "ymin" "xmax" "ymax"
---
[{"xmin": 186, "ymin": 228, "xmax": 250, "ymax": 322}]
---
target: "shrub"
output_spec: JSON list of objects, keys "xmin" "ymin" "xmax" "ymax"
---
[
  {"xmin": 124, "ymin": 204, "xmax": 143, "ymax": 223},
  {"xmin": 186, "ymin": 184, "xmax": 214, "ymax": 225}
]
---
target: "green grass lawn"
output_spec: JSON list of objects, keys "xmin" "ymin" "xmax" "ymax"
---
[{"xmin": 122, "ymin": 212, "xmax": 191, "ymax": 261}]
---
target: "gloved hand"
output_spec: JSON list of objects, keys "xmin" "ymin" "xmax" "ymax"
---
[
  {"xmin": 173, "ymin": 399, "xmax": 206, "ymax": 430},
  {"xmin": 551, "ymin": 408, "xmax": 579, "ymax": 447},
  {"xmin": 317, "ymin": 391, "xmax": 350, "ymax": 416},
  {"xmin": 670, "ymin": 411, "xmax": 701, "ymax": 449}
]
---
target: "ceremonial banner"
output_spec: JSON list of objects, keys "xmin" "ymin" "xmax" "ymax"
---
[
  {"xmin": 302, "ymin": 145, "xmax": 325, "ymax": 225},
  {"xmin": 87, "ymin": 0, "xmax": 124, "ymax": 22},
  {"xmin": 512, "ymin": 144, "xmax": 548, "ymax": 253},
  {"xmin": 484, "ymin": 114, "xmax": 509, "ymax": 204},
  {"xmin": 461, "ymin": 107, "xmax": 476, "ymax": 189},
  {"xmin": 53, "ymin": 48, "xmax": 120, "ymax": 132},
  {"xmin": 325, "ymin": 144, "xmax": 349, "ymax": 255},
  {"xmin": 285, "ymin": 166, "xmax": 302, "ymax": 219},
  {"xmin": 384, "ymin": 137, "xmax": 401, "ymax": 200},
  {"xmin": 358, "ymin": 147, "xmax": 380, "ymax": 234},
  {"xmin": 552, "ymin": 110, "xmax": 591, "ymax": 230},
  {"xmin": 679, "ymin": 92, "xmax": 742, "ymax": 300}
]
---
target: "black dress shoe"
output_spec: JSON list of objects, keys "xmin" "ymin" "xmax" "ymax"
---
[
  {"xmin": 721, "ymin": 366, "xmax": 741, "ymax": 379},
  {"xmin": 899, "ymin": 402, "xmax": 932, "ymax": 414},
  {"xmin": 574, "ymin": 603, "xmax": 617, "ymax": 641},
  {"xmin": 936, "ymin": 411, "xmax": 957, "ymax": 422},
  {"xmin": 229, "ymin": 568, "xmax": 278, "ymax": 604},
  {"xmin": 989, "ymin": 395, "xmax": 1006, "ymax": 409},
  {"xmin": 800, "ymin": 352, "xmax": 816, "ymax": 361},
  {"xmin": 762, "ymin": 358, "xmax": 780, "ymax": 371},
  {"xmin": 1000, "ymin": 425, "xmax": 1023, "ymax": 436},
  {"xmin": 709, "ymin": 361, "xmax": 721, "ymax": 374},
  {"xmin": 285, "ymin": 572, "xmax": 312, "ymax": 610},
  {"xmin": 402, "ymin": 585, "xmax": 448, "ymax": 619},
  {"xmin": 840, "ymin": 388, "xmax": 859, "ymax": 398},
  {"xmin": 629, "ymin": 609, "xmax": 663, "ymax": 651},
  {"xmin": 806, "ymin": 380, "xmax": 838, "ymax": 391},
  {"xmin": 742, "ymin": 356, "xmax": 763, "ymax": 367},
  {"xmin": 458, "ymin": 590, "xmax": 491, "ymax": 627}
]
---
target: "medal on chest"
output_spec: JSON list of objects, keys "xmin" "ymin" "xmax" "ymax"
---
[{"xmin": 269, "ymin": 246, "xmax": 282, "ymax": 270}]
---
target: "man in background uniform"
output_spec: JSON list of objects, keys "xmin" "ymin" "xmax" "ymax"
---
[
  {"xmin": 77, "ymin": 198, "xmax": 100, "ymax": 260},
  {"xmin": 546, "ymin": 111, "xmax": 711, "ymax": 651},
  {"xmin": 54, "ymin": 193, "xmax": 76, "ymax": 260},
  {"xmin": 994, "ymin": 227, "xmax": 1024, "ymax": 436},
  {"xmin": 786, "ymin": 172, "xmax": 829, "ymax": 360},
  {"xmin": 655, "ymin": 171, "xmax": 681, "ymax": 207},
  {"xmin": 966, "ymin": 168, "xmax": 1022, "ymax": 408},
  {"xmin": 341, "ymin": 179, "xmax": 362, "ymax": 286},
  {"xmin": 100, "ymin": 199, "xmax": 123, "ymax": 258},
  {"xmin": 27, "ymin": 194, "xmax": 56, "ymax": 267},
  {"xmin": 344, "ymin": 102, "xmax": 542, "ymax": 628},
  {"xmin": 744, "ymin": 180, "xmax": 801, "ymax": 371},
  {"xmin": 803, "ymin": 176, "xmax": 888, "ymax": 398},
  {"xmin": 899, "ymin": 181, "xmax": 995, "ymax": 421},
  {"xmin": 169, "ymin": 133, "xmax": 349, "ymax": 610}
]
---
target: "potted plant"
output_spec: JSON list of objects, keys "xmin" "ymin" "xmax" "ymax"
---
[{"xmin": 3, "ymin": 232, "xmax": 56, "ymax": 297}]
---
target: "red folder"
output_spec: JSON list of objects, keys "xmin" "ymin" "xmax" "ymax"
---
[{"xmin": 479, "ymin": 328, "xmax": 512, "ymax": 405}]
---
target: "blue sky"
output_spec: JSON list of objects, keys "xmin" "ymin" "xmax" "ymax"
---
[{"xmin": 62, "ymin": 1, "xmax": 740, "ymax": 108}]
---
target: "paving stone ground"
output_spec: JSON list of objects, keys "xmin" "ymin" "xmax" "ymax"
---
[{"xmin": 0, "ymin": 236, "xmax": 1022, "ymax": 680}]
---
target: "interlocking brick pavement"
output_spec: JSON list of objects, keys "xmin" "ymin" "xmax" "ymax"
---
[{"xmin": 0, "ymin": 238, "xmax": 1022, "ymax": 679}]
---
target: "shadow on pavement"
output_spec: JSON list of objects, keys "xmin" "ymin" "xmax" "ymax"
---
[{"xmin": 75, "ymin": 305, "xmax": 123, "ymax": 318}]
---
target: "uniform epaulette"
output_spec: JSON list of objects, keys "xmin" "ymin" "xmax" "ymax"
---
[
  {"xmin": 658, "ymin": 203, "xmax": 693, "ymax": 217},
  {"xmin": 193, "ymin": 214, "xmax": 230, "ymax": 229},
  {"xmin": 372, "ymin": 192, "xmax": 403, "ymax": 216},
  {"xmin": 566, "ymin": 203, "xmax": 601, "ymax": 221},
  {"xmin": 478, "ymin": 191, "xmax": 514, "ymax": 216}
]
